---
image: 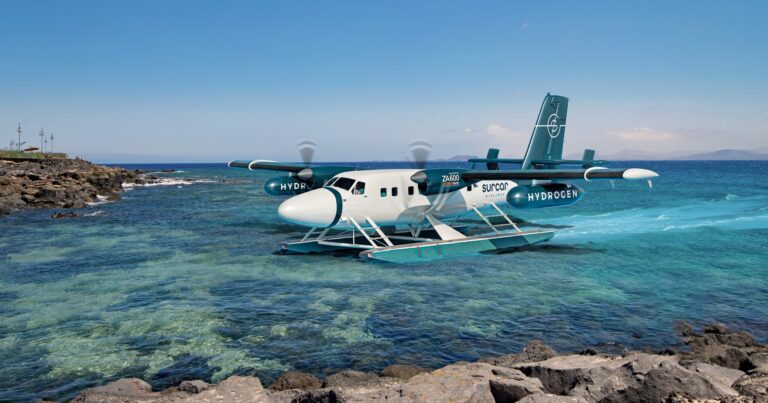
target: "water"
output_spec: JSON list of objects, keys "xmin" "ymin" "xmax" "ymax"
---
[{"xmin": 1, "ymin": 161, "xmax": 767, "ymax": 401}]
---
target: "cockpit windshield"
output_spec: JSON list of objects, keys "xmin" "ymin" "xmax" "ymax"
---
[{"xmin": 331, "ymin": 177, "xmax": 356, "ymax": 191}]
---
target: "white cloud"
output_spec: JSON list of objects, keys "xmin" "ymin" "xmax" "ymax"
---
[
  {"xmin": 485, "ymin": 123, "xmax": 522, "ymax": 137},
  {"xmin": 614, "ymin": 127, "xmax": 675, "ymax": 141}
]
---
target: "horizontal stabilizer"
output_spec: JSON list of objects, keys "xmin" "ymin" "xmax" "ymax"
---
[
  {"xmin": 467, "ymin": 157, "xmax": 524, "ymax": 165},
  {"xmin": 530, "ymin": 159, "xmax": 609, "ymax": 166}
]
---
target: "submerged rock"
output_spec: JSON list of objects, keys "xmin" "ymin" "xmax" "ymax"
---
[
  {"xmin": 379, "ymin": 364, "xmax": 427, "ymax": 380},
  {"xmin": 178, "ymin": 379, "xmax": 209, "ymax": 394},
  {"xmin": 269, "ymin": 371, "xmax": 322, "ymax": 391},
  {"xmin": 70, "ymin": 378, "xmax": 155, "ymax": 402},
  {"xmin": 480, "ymin": 340, "xmax": 557, "ymax": 367},
  {"xmin": 51, "ymin": 211, "xmax": 78, "ymax": 219},
  {"xmin": 322, "ymin": 370, "xmax": 380, "ymax": 388}
]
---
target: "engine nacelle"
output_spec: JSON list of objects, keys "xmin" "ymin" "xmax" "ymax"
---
[
  {"xmin": 264, "ymin": 176, "xmax": 311, "ymax": 196},
  {"xmin": 506, "ymin": 183, "xmax": 584, "ymax": 209},
  {"xmin": 411, "ymin": 169, "xmax": 469, "ymax": 195}
]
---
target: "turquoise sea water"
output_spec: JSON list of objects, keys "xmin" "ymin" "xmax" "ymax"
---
[{"xmin": 1, "ymin": 161, "xmax": 767, "ymax": 401}]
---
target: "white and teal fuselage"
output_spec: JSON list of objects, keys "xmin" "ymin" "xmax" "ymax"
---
[{"xmin": 278, "ymin": 169, "xmax": 515, "ymax": 229}]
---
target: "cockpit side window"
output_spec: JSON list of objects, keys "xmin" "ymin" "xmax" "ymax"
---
[
  {"xmin": 332, "ymin": 177, "xmax": 356, "ymax": 191},
  {"xmin": 353, "ymin": 181, "xmax": 366, "ymax": 195},
  {"xmin": 326, "ymin": 177, "xmax": 339, "ymax": 186}
]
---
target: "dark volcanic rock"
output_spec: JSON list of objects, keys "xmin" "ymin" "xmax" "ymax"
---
[
  {"xmin": 178, "ymin": 379, "xmax": 209, "ymax": 394},
  {"xmin": 64, "ymin": 323, "xmax": 768, "ymax": 402},
  {"xmin": 678, "ymin": 321, "xmax": 766, "ymax": 371},
  {"xmin": 322, "ymin": 370, "xmax": 380, "ymax": 388},
  {"xmin": 379, "ymin": 364, "xmax": 427, "ymax": 380},
  {"xmin": 269, "ymin": 371, "xmax": 322, "ymax": 391},
  {"xmin": 0, "ymin": 158, "xmax": 145, "ymax": 216},
  {"xmin": 52, "ymin": 211, "xmax": 78, "ymax": 219}
]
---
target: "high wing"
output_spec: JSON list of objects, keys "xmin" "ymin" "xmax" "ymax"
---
[
  {"xmin": 462, "ymin": 167, "xmax": 658, "ymax": 181},
  {"xmin": 228, "ymin": 159, "xmax": 305, "ymax": 172}
]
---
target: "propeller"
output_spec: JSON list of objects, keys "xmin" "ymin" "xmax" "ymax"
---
[
  {"xmin": 297, "ymin": 139, "xmax": 316, "ymax": 166},
  {"xmin": 297, "ymin": 139, "xmax": 317, "ymax": 181},
  {"xmin": 409, "ymin": 140, "xmax": 431, "ymax": 170}
]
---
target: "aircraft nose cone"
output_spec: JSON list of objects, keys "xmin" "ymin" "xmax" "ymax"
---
[{"xmin": 278, "ymin": 188, "xmax": 341, "ymax": 228}]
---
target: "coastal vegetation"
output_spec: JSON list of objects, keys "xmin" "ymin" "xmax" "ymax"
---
[{"xmin": 0, "ymin": 150, "xmax": 68, "ymax": 160}]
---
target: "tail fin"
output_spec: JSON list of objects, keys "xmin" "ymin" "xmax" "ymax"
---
[
  {"xmin": 485, "ymin": 148, "xmax": 500, "ymax": 170},
  {"xmin": 581, "ymin": 149, "xmax": 595, "ymax": 169},
  {"xmin": 521, "ymin": 93, "xmax": 568, "ymax": 169}
]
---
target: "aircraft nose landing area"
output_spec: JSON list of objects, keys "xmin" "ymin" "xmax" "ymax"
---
[{"xmin": 278, "ymin": 188, "xmax": 340, "ymax": 228}]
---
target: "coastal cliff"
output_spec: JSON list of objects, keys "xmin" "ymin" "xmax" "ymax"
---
[
  {"xmin": 69, "ymin": 323, "xmax": 768, "ymax": 402},
  {"xmin": 0, "ymin": 158, "xmax": 151, "ymax": 216}
]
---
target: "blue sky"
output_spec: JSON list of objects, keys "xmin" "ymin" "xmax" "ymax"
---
[{"xmin": 1, "ymin": 1, "xmax": 766, "ymax": 162}]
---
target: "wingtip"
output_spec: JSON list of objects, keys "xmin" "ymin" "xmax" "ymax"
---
[{"xmin": 622, "ymin": 168, "xmax": 659, "ymax": 180}]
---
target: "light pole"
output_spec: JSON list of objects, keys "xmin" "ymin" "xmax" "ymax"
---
[
  {"xmin": 39, "ymin": 129, "xmax": 45, "ymax": 153},
  {"xmin": 50, "ymin": 132, "xmax": 54, "ymax": 152},
  {"xmin": 16, "ymin": 123, "xmax": 22, "ymax": 151}
]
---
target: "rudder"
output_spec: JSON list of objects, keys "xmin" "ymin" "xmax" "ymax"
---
[{"xmin": 521, "ymin": 93, "xmax": 569, "ymax": 169}]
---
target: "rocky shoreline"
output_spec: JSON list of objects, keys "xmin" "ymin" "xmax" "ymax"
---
[
  {"xmin": 0, "ymin": 158, "xmax": 155, "ymax": 216},
  {"xmin": 67, "ymin": 323, "xmax": 767, "ymax": 402}
]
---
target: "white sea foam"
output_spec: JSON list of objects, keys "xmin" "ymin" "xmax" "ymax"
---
[
  {"xmin": 86, "ymin": 195, "xmax": 110, "ymax": 206},
  {"xmin": 122, "ymin": 178, "xmax": 215, "ymax": 188}
]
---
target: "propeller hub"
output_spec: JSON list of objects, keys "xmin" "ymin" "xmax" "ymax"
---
[
  {"xmin": 298, "ymin": 168, "xmax": 314, "ymax": 181},
  {"xmin": 410, "ymin": 171, "xmax": 427, "ymax": 184}
]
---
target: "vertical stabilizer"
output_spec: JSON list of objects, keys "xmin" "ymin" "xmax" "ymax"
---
[
  {"xmin": 581, "ymin": 149, "xmax": 595, "ymax": 168},
  {"xmin": 521, "ymin": 93, "xmax": 569, "ymax": 169},
  {"xmin": 485, "ymin": 148, "xmax": 500, "ymax": 170}
]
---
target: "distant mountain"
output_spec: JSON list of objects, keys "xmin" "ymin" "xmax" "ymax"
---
[
  {"xmin": 679, "ymin": 149, "xmax": 768, "ymax": 160},
  {"xmin": 566, "ymin": 148, "xmax": 768, "ymax": 161}
]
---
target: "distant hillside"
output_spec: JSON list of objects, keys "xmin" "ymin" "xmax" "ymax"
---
[
  {"xmin": 566, "ymin": 148, "xmax": 768, "ymax": 161},
  {"xmin": 679, "ymin": 149, "xmax": 768, "ymax": 160},
  {"xmin": 446, "ymin": 149, "xmax": 768, "ymax": 162}
]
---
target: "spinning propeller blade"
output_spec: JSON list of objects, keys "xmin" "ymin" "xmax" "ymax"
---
[
  {"xmin": 409, "ymin": 140, "xmax": 431, "ymax": 170},
  {"xmin": 296, "ymin": 139, "xmax": 317, "ymax": 180},
  {"xmin": 297, "ymin": 139, "xmax": 316, "ymax": 166}
]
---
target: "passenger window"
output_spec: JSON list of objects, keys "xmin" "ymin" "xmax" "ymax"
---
[
  {"xmin": 333, "ymin": 177, "xmax": 355, "ymax": 190},
  {"xmin": 380, "ymin": 187, "xmax": 387, "ymax": 197},
  {"xmin": 353, "ymin": 181, "xmax": 366, "ymax": 195},
  {"xmin": 408, "ymin": 186, "xmax": 414, "ymax": 195},
  {"xmin": 391, "ymin": 187, "xmax": 398, "ymax": 196}
]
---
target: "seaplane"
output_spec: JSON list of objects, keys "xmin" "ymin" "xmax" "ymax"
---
[{"xmin": 229, "ymin": 93, "xmax": 658, "ymax": 263}]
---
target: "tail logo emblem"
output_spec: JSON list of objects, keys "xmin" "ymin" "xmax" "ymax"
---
[{"xmin": 547, "ymin": 114, "xmax": 561, "ymax": 138}]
